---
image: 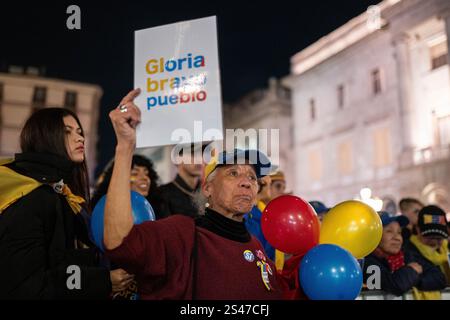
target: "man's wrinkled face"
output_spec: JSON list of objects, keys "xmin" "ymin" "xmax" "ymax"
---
[{"xmin": 204, "ymin": 164, "xmax": 259, "ymax": 218}]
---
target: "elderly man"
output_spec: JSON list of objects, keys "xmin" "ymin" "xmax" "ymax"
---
[{"xmin": 103, "ymin": 89, "xmax": 297, "ymax": 299}]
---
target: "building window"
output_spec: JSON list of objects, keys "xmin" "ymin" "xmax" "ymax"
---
[
  {"xmin": 373, "ymin": 127, "xmax": 392, "ymax": 168},
  {"xmin": 337, "ymin": 84, "xmax": 345, "ymax": 109},
  {"xmin": 429, "ymin": 40, "xmax": 448, "ymax": 70},
  {"xmin": 338, "ymin": 141, "xmax": 353, "ymax": 175},
  {"xmin": 371, "ymin": 68, "xmax": 382, "ymax": 95},
  {"xmin": 32, "ymin": 86, "xmax": 47, "ymax": 110},
  {"xmin": 0, "ymin": 82, "xmax": 3, "ymax": 127},
  {"xmin": 64, "ymin": 91, "xmax": 77, "ymax": 111},
  {"xmin": 437, "ymin": 115, "xmax": 450, "ymax": 147},
  {"xmin": 310, "ymin": 98, "xmax": 316, "ymax": 121},
  {"xmin": 289, "ymin": 123, "xmax": 294, "ymax": 147},
  {"xmin": 308, "ymin": 149, "xmax": 322, "ymax": 181}
]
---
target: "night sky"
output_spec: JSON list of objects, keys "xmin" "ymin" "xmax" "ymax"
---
[{"xmin": 1, "ymin": 0, "xmax": 380, "ymax": 176}]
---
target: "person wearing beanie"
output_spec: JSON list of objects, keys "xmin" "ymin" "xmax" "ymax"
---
[{"xmin": 403, "ymin": 205, "xmax": 449, "ymax": 299}]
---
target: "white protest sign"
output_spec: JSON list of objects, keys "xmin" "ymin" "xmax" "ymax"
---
[{"xmin": 134, "ymin": 16, "xmax": 223, "ymax": 148}]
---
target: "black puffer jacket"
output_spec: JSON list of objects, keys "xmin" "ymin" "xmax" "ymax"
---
[{"xmin": 0, "ymin": 152, "xmax": 111, "ymax": 299}]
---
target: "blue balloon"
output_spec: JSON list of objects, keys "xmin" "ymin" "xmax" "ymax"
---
[
  {"xmin": 299, "ymin": 244, "xmax": 363, "ymax": 300},
  {"xmin": 91, "ymin": 191, "xmax": 155, "ymax": 251}
]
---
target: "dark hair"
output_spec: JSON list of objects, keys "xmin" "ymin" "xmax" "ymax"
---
[
  {"xmin": 399, "ymin": 198, "xmax": 424, "ymax": 212},
  {"xmin": 20, "ymin": 108, "xmax": 90, "ymax": 208},
  {"xmin": 91, "ymin": 155, "xmax": 165, "ymax": 217}
]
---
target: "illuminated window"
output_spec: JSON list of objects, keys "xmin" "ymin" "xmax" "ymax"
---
[
  {"xmin": 64, "ymin": 91, "xmax": 77, "ymax": 111},
  {"xmin": 437, "ymin": 115, "xmax": 450, "ymax": 147},
  {"xmin": 0, "ymin": 82, "xmax": 3, "ymax": 125},
  {"xmin": 371, "ymin": 68, "xmax": 382, "ymax": 95},
  {"xmin": 308, "ymin": 149, "xmax": 322, "ymax": 181},
  {"xmin": 430, "ymin": 40, "xmax": 448, "ymax": 70},
  {"xmin": 32, "ymin": 86, "xmax": 47, "ymax": 111},
  {"xmin": 310, "ymin": 98, "xmax": 316, "ymax": 121},
  {"xmin": 338, "ymin": 141, "xmax": 353, "ymax": 175},
  {"xmin": 337, "ymin": 84, "xmax": 345, "ymax": 109},
  {"xmin": 373, "ymin": 127, "xmax": 392, "ymax": 167}
]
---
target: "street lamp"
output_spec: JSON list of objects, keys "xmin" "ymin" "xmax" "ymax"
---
[{"xmin": 358, "ymin": 187, "xmax": 383, "ymax": 212}]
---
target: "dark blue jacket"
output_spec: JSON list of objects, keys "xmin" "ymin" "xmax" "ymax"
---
[
  {"xmin": 363, "ymin": 246, "xmax": 447, "ymax": 296},
  {"xmin": 363, "ymin": 253, "xmax": 420, "ymax": 296},
  {"xmin": 403, "ymin": 241, "xmax": 448, "ymax": 291},
  {"xmin": 244, "ymin": 206, "xmax": 275, "ymax": 261}
]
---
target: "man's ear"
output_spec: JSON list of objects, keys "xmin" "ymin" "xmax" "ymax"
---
[{"xmin": 202, "ymin": 181, "xmax": 212, "ymax": 198}]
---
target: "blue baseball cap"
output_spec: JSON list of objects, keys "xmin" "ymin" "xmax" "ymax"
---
[
  {"xmin": 204, "ymin": 149, "xmax": 272, "ymax": 180},
  {"xmin": 379, "ymin": 211, "xmax": 409, "ymax": 227},
  {"xmin": 309, "ymin": 201, "xmax": 330, "ymax": 215}
]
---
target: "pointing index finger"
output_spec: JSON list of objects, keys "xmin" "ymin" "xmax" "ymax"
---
[{"xmin": 120, "ymin": 88, "xmax": 141, "ymax": 105}]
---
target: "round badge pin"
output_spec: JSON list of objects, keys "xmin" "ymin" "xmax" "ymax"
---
[{"xmin": 243, "ymin": 250, "xmax": 255, "ymax": 262}]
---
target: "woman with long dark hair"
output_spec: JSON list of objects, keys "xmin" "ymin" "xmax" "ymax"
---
[{"xmin": 0, "ymin": 108, "xmax": 133, "ymax": 299}]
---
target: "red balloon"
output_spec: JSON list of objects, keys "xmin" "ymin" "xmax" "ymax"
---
[{"xmin": 261, "ymin": 195, "xmax": 320, "ymax": 254}]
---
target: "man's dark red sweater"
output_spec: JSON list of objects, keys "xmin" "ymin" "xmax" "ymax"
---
[{"xmin": 105, "ymin": 208, "xmax": 301, "ymax": 299}]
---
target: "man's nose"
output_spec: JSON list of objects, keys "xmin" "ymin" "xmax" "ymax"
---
[{"xmin": 239, "ymin": 176, "xmax": 252, "ymax": 188}]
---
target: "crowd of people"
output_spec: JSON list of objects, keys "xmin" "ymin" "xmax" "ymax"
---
[
  {"xmin": 362, "ymin": 200, "xmax": 450, "ymax": 299},
  {"xmin": 0, "ymin": 89, "xmax": 449, "ymax": 300}
]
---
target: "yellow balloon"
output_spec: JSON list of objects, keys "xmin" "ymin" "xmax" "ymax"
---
[{"xmin": 319, "ymin": 200, "xmax": 382, "ymax": 259}]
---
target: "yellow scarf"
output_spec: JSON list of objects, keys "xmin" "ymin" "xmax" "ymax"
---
[
  {"xmin": 410, "ymin": 235, "xmax": 450, "ymax": 300},
  {"xmin": 257, "ymin": 200, "xmax": 285, "ymax": 271},
  {"xmin": 0, "ymin": 161, "xmax": 85, "ymax": 215}
]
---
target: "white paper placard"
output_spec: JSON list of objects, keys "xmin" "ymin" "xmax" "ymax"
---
[{"xmin": 134, "ymin": 16, "xmax": 223, "ymax": 148}]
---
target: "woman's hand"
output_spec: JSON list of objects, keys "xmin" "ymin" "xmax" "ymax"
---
[
  {"xmin": 110, "ymin": 268, "xmax": 135, "ymax": 293},
  {"xmin": 408, "ymin": 262, "xmax": 423, "ymax": 274},
  {"xmin": 109, "ymin": 88, "xmax": 142, "ymax": 149}
]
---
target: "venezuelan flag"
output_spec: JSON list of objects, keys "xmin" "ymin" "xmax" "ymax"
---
[{"xmin": 423, "ymin": 214, "xmax": 446, "ymax": 225}]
